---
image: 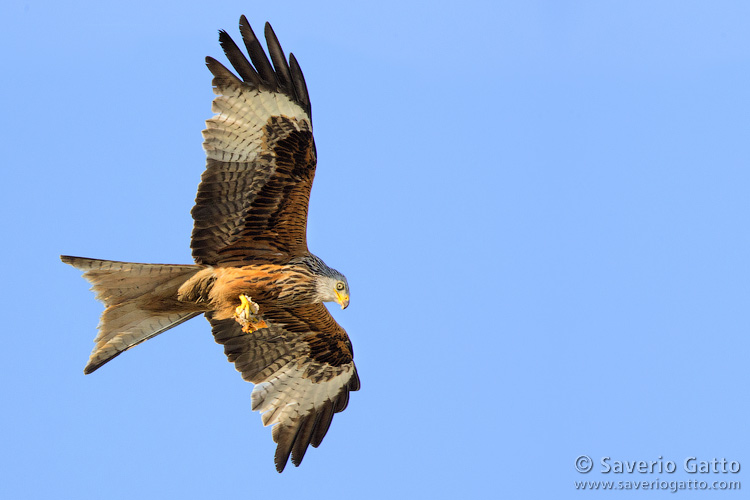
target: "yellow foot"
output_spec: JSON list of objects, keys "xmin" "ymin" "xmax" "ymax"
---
[{"xmin": 233, "ymin": 294, "xmax": 268, "ymax": 333}]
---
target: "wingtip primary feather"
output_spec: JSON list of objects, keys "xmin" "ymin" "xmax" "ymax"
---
[
  {"xmin": 218, "ymin": 29, "xmax": 261, "ymax": 86},
  {"xmin": 263, "ymin": 22, "xmax": 293, "ymax": 94},
  {"xmin": 273, "ymin": 422, "xmax": 302, "ymax": 472},
  {"xmin": 288, "ymin": 53, "xmax": 311, "ymax": 118},
  {"xmin": 238, "ymin": 16, "xmax": 276, "ymax": 88},
  {"xmin": 290, "ymin": 413, "xmax": 318, "ymax": 467},
  {"xmin": 83, "ymin": 355, "xmax": 116, "ymax": 375},
  {"xmin": 205, "ymin": 56, "xmax": 243, "ymax": 89}
]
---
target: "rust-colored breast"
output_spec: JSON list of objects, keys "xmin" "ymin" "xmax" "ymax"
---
[{"xmin": 207, "ymin": 264, "xmax": 315, "ymax": 319}]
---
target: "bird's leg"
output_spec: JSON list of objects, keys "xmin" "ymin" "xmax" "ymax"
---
[{"xmin": 234, "ymin": 294, "xmax": 268, "ymax": 333}]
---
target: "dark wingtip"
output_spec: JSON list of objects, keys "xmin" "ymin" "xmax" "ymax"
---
[
  {"xmin": 210, "ymin": 15, "xmax": 312, "ymax": 118},
  {"xmin": 288, "ymin": 53, "xmax": 311, "ymax": 117},
  {"xmin": 217, "ymin": 29, "xmax": 231, "ymax": 48},
  {"xmin": 205, "ymin": 56, "xmax": 242, "ymax": 87},
  {"xmin": 60, "ymin": 254, "xmax": 82, "ymax": 265},
  {"xmin": 237, "ymin": 16, "xmax": 276, "ymax": 87},
  {"xmin": 83, "ymin": 358, "xmax": 103, "ymax": 375},
  {"xmin": 218, "ymin": 28, "xmax": 260, "ymax": 85},
  {"xmin": 83, "ymin": 359, "xmax": 103, "ymax": 375},
  {"xmin": 263, "ymin": 21, "xmax": 294, "ymax": 95},
  {"xmin": 274, "ymin": 448, "xmax": 291, "ymax": 473},
  {"xmin": 348, "ymin": 370, "xmax": 361, "ymax": 391}
]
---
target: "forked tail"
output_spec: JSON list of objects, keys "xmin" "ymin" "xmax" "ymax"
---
[{"xmin": 61, "ymin": 256, "xmax": 205, "ymax": 374}]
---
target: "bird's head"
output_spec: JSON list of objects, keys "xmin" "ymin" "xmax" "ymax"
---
[
  {"xmin": 305, "ymin": 254, "xmax": 350, "ymax": 309},
  {"xmin": 315, "ymin": 274, "xmax": 350, "ymax": 309}
]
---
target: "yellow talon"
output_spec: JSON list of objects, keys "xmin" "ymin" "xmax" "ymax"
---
[{"xmin": 233, "ymin": 294, "xmax": 267, "ymax": 333}]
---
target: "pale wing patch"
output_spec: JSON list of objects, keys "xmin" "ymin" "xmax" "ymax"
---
[
  {"xmin": 203, "ymin": 85, "xmax": 309, "ymax": 163},
  {"xmin": 273, "ymin": 93, "xmax": 301, "ymax": 120},
  {"xmin": 251, "ymin": 360, "xmax": 355, "ymax": 428},
  {"xmin": 209, "ymin": 314, "xmax": 358, "ymax": 471}
]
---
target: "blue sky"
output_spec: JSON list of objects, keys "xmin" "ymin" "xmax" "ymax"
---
[{"xmin": 2, "ymin": 1, "xmax": 749, "ymax": 498}]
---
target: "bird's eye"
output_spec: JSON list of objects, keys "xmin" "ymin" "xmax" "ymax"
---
[{"xmin": 336, "ymin": 282, "xmax": 345, "ymax": 291}]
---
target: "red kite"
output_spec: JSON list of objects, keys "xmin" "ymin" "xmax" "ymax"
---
[{"xmin": 62, "ymin": 16, "xmax": 359, "ymax": 472}]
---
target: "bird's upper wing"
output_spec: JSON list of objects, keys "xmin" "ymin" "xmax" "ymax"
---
[
  {"xmin": 191, "ymin": 17, "xmax": 317, "ymax": 267},
  {"xmin": 207, "ymin": 303, "xmax": 360, "ymax": 472}
]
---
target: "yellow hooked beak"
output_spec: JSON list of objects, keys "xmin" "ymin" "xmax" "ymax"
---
[{"xmin": 334, "ymin": 289, "xmax": 350, "ymax": 309}]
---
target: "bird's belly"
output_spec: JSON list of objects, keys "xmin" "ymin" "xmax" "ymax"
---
[{"xmin": 208, "ymin": 264, "xmax": 314, "ymax": 319}]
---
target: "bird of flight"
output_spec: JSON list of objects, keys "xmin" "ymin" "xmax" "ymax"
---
[{"xmin": 61, "ymin": 16, "xmax": 359, "ymax": 472}]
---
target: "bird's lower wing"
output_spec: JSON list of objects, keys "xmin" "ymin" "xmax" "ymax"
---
[{"xmin": 206, "ymin": 303, "xmax": 359, "ymax": 472}]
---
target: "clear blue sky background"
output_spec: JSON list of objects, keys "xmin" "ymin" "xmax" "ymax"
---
[{"xmin": 2, "ymin": 1, "xmax": 749, "ymax": 498}]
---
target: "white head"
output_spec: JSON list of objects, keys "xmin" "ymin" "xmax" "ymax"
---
[{"xmin": 315, "ymin": 273, "xmax": 350, "ymax": 309}]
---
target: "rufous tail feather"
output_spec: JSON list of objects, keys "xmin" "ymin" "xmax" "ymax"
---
[{"xmin": 61, "ymin": 256, "xmax": 205, "ymax": 374}]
